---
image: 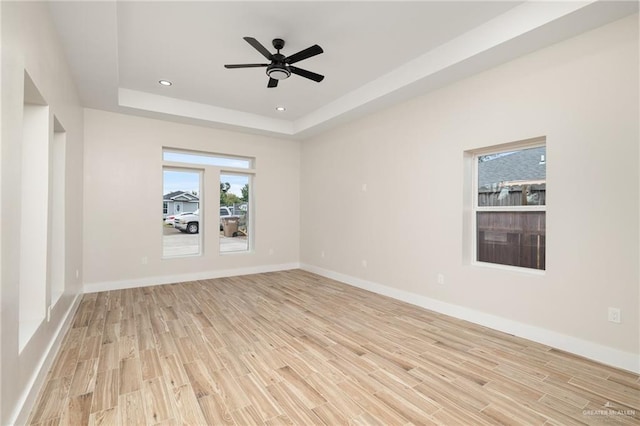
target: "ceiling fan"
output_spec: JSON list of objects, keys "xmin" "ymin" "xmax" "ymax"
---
[{"xmin": 224, "ymin": 37, "xmax": 324, "ymax": 88}]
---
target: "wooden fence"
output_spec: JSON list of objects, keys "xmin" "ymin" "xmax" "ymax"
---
[
  {"xmin": 478, "ymin": 185, "xmax": 545, "ymax": 207},
  {"xmin": 477, "ymin": 211, "xmax": 545, "ymax": 270}
]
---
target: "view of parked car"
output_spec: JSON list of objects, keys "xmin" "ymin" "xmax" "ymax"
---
[
  {"xmin": 164, "ymin": 212, "xmax": 191, "ymax": 226},
  {"xmin": 174, "ymin": 207, "xmax": 236, "ymax": 234},
  {"xmin": 174, "ymin": 209, "xmax": 200, "ymax": 234}
]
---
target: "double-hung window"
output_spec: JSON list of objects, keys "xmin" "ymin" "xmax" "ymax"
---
[{"xmin": 473, "ymin": 140, "xmax": 546, "ymax": 271}]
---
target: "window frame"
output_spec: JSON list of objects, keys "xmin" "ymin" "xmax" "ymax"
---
[
  {"xmin": 219, "ymin": 172, "xmax": 253, "ymax": 254},
  {"xmin": 471, "ymin": 138, "xmax": 546, "ymax": 273},
  {"xmin": 162, "ymin": 166, "xmax": 203, "ymax": 259},
  {"xmin": 162, "ymin": 148, "xmax": 256, "ymax": 257},
  {"xmin": 163, "ymin": 148, "xmax": 253, "ymax": 169}
]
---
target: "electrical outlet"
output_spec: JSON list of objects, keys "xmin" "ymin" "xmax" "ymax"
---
[
  {"xmin": 437, "ymin": 273, "xmax": 445, "ymax": 285},
  {"xmin": 361, "ymin": 259, "xmax": 367, "ymax": 268},
  {"xmin": 608, "ymin": 307, "xmax": 621, "ymax": 323},
  {"xmin": 321, "ymin": 251, "xmax": 325, "ymax": 258},
  {"xmin": 141, "ymin": 256, "xmax": 148, "ymax": 265}
]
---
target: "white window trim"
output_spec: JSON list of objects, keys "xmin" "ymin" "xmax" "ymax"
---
[
  {"xmin": 163, "ymin": 148, "xmax": 256, "ymax": 257},
  {"xmin": 163, "ymin": 148, "xmax": 254, "ymax": 170},
  {"xmin": 470, "ymin": 138, "xmax": 546, "ymax": 273}
]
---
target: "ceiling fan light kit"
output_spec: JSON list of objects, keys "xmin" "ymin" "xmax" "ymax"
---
[
  {"xmin": 266, "ymin": 65, "xmax": 290, "ymax": 80},
  {"xmin": 224, "ymin": 37, "xmax": 324, "ymax": 88}
]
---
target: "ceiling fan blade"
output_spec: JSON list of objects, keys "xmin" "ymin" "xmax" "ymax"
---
[
  {"xmin": 289, "ymin": 66, "xmax": 324, "ymax": 82},
  {"xmin": 224, "ymin": 63, "xmax": 268, "ymax": 69},
  {"xmin": 267, "ymin": 78, "xmax": 279, "ymax": 88},
  {"xmin": 243, "ymin": 37, "xmax": 273, "ymax": 60},
  {"xmin": 285, "ymin": 44, "xmax": 323, "ymax": 64}
]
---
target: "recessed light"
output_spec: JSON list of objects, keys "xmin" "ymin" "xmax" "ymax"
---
[
  {"xmin": 276, "ymin": 106, "xmax": 286, "ymax": 112},
  {"xmin": 158, "ymin": 80, "xmax": 172, "ymax": 86}
]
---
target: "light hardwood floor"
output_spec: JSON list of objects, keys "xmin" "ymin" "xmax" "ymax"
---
[{"xmin": 28, "ymin": 270, "xmax": 639, "ymax": 425}]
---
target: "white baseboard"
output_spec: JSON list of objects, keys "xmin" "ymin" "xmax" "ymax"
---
[
  {"xmin": 11, "ymin": 293, "xmax": 83, "ymax": 426},
  {"xmin": 301, "ymin": 263, "xmax": 640, "ymax": 374},
  {"xmin": 83, "ymin": 262, "xmax": 301, "ymax": 293}
]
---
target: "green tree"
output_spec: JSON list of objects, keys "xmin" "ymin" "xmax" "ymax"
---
[
  {"xmin": 220, "ymin": 182, "xmax": 230, "ymax": 205},
  {"xmin": 223, "ymin": 193, "xmax": 242, "ymax": 205},
  {"xmin": 241, "ymin": 184, "xmax": 249, "ymax": 202}
]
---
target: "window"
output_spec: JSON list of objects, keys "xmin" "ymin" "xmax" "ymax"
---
[
  {"xmin": 163, "ymin": 149, "xmax": 252, "ymax": 169},
  {"xmin": 220, "ymin": 174, "xmax": 251, "ymax": 253},
  {"xmin": 473, "ymin": 141, "xmax": 546, "ymax": 270},
  {"xmin": 163, "ymin": 169, "xmax": 201, "ymax": 257},
  {"xmin": 163, "ymin": 149, "xmax": 254, "ymax": 256}
]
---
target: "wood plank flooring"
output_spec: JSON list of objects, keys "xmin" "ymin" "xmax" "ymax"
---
[{"xmin": 28, "ymin": 270, "xmax": 640, "ymax": 425}]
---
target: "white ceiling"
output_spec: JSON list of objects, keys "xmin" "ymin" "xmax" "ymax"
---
[{"xmin": 48, "ymin": 1, "xmax": 638, "ymax": 139}]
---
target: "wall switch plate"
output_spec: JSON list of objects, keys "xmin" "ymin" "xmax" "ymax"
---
[
  {"xmin": 437, "ymin": 273, "xmax": 445, "ymax": 285},
  {"xmin": 608, "ymin": 307, "xmax": 621, "ymax": 323}
]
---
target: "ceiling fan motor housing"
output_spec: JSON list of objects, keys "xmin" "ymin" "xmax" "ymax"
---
[{"xmin": 272, "ymin": 38, "xmax": 285, "ymax": 50}]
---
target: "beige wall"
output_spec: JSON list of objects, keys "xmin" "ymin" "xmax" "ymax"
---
[
  {"xmin": 83, "ymin": 109, "xmax": 300, "ymax": 290},
  {"xmin": 2, "ymin": 5, "xmax": 638, "ymax": 423},
  {"xmin": 301, "ymin": 15, "xmax": 639, "ymax": 370},
  {"xmin": 1, "ymin": 2, "xmax": 85, "ymax": 423}
]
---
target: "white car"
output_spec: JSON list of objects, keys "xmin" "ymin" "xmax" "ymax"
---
[
  {"xmin": 174, "ymin": 207, "xmax": 235, "ymax": 234},
  {"xmin": 175, "ymin": 209, "xmax": 200, "ymax": 234},
  {"xmin": 164, "ymin": 212, "xmax": 191, "ymax": 226}
]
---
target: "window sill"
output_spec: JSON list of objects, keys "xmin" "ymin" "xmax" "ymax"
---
[{"xmin": 471, "ymin": 260, "xmax": 546, "ymax": 276}]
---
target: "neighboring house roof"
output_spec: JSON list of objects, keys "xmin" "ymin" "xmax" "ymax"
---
[
  {"xmin": 163, "ymin": 191, "xmax": 199, "ymax": 202},
  {"xmin": 478, "ymin": 147, "xmax": 546, "ymax": 188}
]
